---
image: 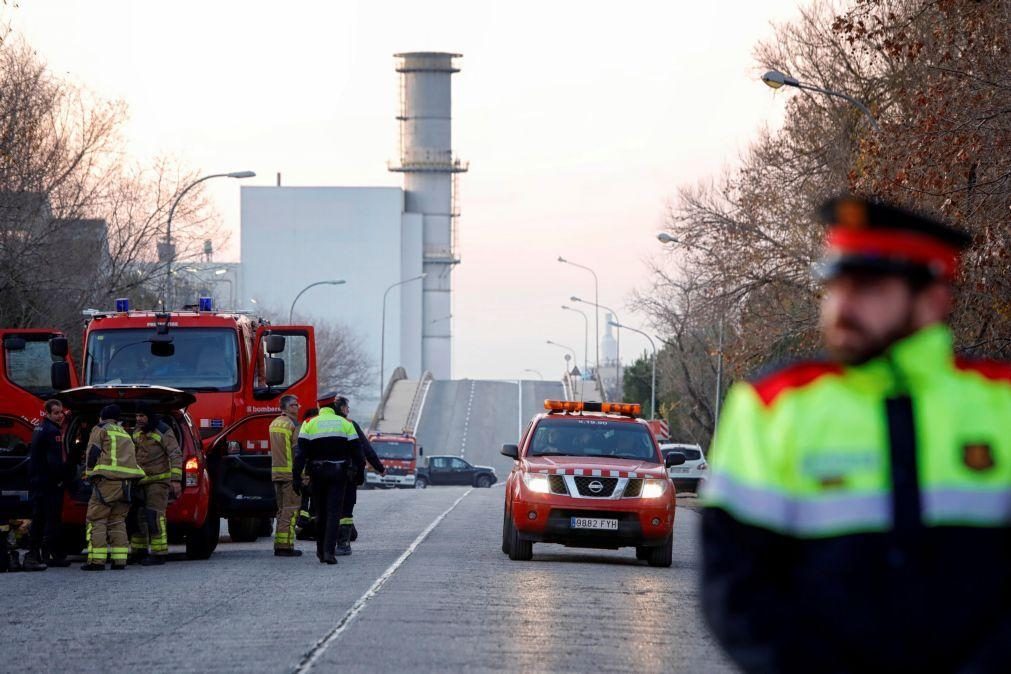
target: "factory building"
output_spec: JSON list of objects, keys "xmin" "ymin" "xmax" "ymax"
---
[{"xmin": 238, "ymin": 52, "xmax": 465, "ymax": 412}]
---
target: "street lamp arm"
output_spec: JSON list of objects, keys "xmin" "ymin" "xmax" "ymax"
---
[
  {"xmin": 795, "ymin": 82, "xmax": 882, "ymax": 132},
  {"xmin": 609, "ymin": 320, "xmax": 657, "ymax": 419},
  {"xmin": 289, "ymin": 280, "xmax": 346, "ymax": 324}
]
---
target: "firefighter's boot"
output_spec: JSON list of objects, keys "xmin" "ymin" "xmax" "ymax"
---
[
  {"xmin": 335, "ymin": 524, "xmax": 352, "ymax": 556},
  {"xmin": 22, "ymin": 548, "xmax": 47, "ymax": 571},
  {"xmin": 44, "ymin": 545, "xmax": 71, "ymax": 568}
]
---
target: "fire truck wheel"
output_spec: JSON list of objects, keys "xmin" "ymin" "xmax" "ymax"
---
[
  {"xmin": 646, "ymin": 533, "xmax": 673, "ymax": 568},
  {"xmin": 227, "ymin": 517, "xmax": 261, "ymax": 543},
  {"xmin": 186, "ymin": 507, "xmax": 220, "ymax": 560}
]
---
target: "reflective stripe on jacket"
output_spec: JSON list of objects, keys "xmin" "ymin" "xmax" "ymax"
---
[
  {"xmin": 133, "ymin": 423, "xmax": 182, "ymax": 484},
  {"xmin": 87, "ymin": 422, "xmax": 145, "ymax": 480},
  {"xmin": 269, "ymin": 414, "xmax": 297, "ymax": 481}
]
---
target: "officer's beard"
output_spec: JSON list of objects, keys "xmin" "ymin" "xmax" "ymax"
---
[{"xmin": 825, "ymin": 306, "xmax": 919, "ymax": 366}]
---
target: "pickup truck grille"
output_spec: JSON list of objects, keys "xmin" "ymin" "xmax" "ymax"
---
[
  {"xmin": 623, "ymin": 478, "xmax": 643, "ymax": 498},
  {"xmin": 574, "ymin": 476, "xmax": 618, "ymax": 497},
  {"xmin": 548, "ymin": 475, "xmax": 568, "ymax": 495}
]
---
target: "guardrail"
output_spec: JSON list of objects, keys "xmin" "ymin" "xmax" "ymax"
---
[
  {"xmin": 368, "ymin": 366, "xmax": 408, "ymax": 432},
  {"xmin": 403, "ymin": 370, "xmax": 434, "ymax": 435}
]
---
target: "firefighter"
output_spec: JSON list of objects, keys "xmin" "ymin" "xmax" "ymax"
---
[
  {"xmin": 293, "ymin": 401, "xmax": 362, "ymax": 564},
  {"xmin": 270, "ymin": 394, "xmax": 302, "ymax": 556},
  {"xmin": 82, "ymin": 405, "xmax": 144, "ymax": 571},
  {"xmin": 23, "ymin": 399, "xmax": 72, "ymax": 571},
  {"xmin": 128, "ymin": 405, "xmax": 181, "ymax": 565},
  {"xmin": 294, "ymin": 406, "xmax": 319, "ymax": 540},
  {"xmin": 334, "ymin": 396, "xmax": 384, "ymax": 555},
  {"xmin": 701, "ymin": 196, "xmax": 1011, "ymax": 672}
]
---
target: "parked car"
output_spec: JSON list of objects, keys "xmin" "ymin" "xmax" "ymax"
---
[
  {"xmin": 415, "ymin": 455, "xmax": 496, "ymax": 488},
  {"xmin": 660, "ymin": 442, "xmax": 707, "ymax": 492}
]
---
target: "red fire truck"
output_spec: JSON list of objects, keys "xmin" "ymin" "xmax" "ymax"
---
[
  {"xmin": 365, "ymin": 433, "xmax": 421, "ymax": 489},
  {"xmin": 0, "ymin": 329, "xmax": 80, "ymax": 527},
  {"xmin": 73, "ymin": 301, "xmax": 319, "ymax": 542}
]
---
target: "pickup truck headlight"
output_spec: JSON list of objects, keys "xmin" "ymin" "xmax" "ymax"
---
[
  {"xmin": 522, "ymin": 473, "xmax": 551, "ymax": 494},
  {"xmin": 641, "ymin": 479, "xmax": 668, "ymax": 499}
]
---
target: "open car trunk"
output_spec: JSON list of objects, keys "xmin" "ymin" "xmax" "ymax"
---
[
  {"xmin": 0, "ymin": 414, "xmax": 38, "ymax": 519},
  {"xmin": 55, "ymin": 386, "xmax": 196, "ymax": 505}
]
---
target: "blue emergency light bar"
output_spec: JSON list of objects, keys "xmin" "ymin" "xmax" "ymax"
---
[
  {"xmin": 198, "ymin": 297, "xmax": 213, "ymax": 312},
  {"xmin": 115, "ymin": 298, "xmax": 130, "ymax": 312}
]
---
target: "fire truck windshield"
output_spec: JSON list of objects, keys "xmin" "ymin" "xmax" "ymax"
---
[
  {"xmin": 372, "ymin": 441, "xmax": 415, "ymax": 460},
  {"xmin": 86, "ymin": 327, "xmax": 240, "ymax": 391}
]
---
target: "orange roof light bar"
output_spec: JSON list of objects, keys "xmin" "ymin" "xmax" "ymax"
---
[{"xmin": 543, "ymin": 400, "xmax": 642, "ymax": 417}]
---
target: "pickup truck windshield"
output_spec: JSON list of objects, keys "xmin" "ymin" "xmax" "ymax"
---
[
  {"xmin": 86, "ymin": 328, "xmax": 239, "ymax": 391},
  {"xmin": 528, "ymin": 418, "xmax": 658, "ymax": 462},
  {"xmin": 372, "ymin": 441, "xmax": 415, "ymax": 460}
]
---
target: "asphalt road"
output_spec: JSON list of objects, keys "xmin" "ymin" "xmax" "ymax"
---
[
  {"xmin": 0, "ymin": 488, "xmax": 732, "ymax": 673},
  {"xmin": 415, "ymin": 379, "xmax": 565, "ymax": 476}
]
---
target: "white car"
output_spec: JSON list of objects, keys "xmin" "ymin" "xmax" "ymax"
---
[{"xmin": 660, "ymin": 443, "xmax": 707, "ymax": 492}]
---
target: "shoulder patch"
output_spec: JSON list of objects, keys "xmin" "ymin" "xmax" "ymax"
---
[
  {"xmin": 955, "ymin": 357, "xmax": 1011, "ymax": 384},
  {"xmin": 751, "ymin": 361, "xmax": 844, "ymax": 407}
]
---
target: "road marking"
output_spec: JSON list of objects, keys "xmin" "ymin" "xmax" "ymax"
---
[
  {"xmin": 294, "ymin": 488, "xmax": 474, "ymax": 673},
  {"xmin": 459, "ymin": 380, "xmax": 476, "ymax": 458}
]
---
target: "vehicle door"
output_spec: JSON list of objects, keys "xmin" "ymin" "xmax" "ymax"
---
[
  {"xmin": 251, "ymin": 325, "xmax": 317, "ymax": 410},
  {"xmin": 205, "ymin": 411, "xmax": 279, "ymax": 515},
  {"xmin": 428, "ymin": 456, "xmax": 453, "ymax": 485},
  {"xmin": 0, "ymin": 414, "xmax": 36, "ymax": 519},
  {"xmin": 448, "ymin": 457, "xmax": 475, "ymax": 485}
]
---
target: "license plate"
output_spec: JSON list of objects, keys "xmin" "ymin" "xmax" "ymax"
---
[
  {"xmin": 670, "ymin": 467, "xmax": 690, "ymax": 473},
  {"xmin": 570, "ymin": 517, "xmax": 618, "ymax": 530}
]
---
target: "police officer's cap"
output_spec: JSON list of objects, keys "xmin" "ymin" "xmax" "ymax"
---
[
  {"xmin": 316, "ymin": 391, "xmax": 338, "ymax": 407},
  {"xmin": 815, "ymin": 195, "xmax": 971, "ymax": 282}
]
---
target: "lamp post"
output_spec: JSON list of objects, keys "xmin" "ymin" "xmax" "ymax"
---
[
  {"xmin": 557, "ymin": 256, "xmax": 599, "ymax": 375},
  {"xmin": 561, "ymin": 304, "xmax": 589, "ymax": 375},
  {"xmin": 523, "ymin": 368, "xmax": 544, "ymax": 380},
  {"xmin": 289, "ymin": 280, "xmax": 347, "ymax": 324},
  {"xmin": 761, "ymin": 70, "xmax": 881, "ymax": 132},
  {"xmin": 571, "ymin": 296, "xmax": 621, "ymax": 397},
  {"xmin": 610, "ymin": 320, "xmax": 657, "ymax": 420},
  {"xmin": 164, "ymin": 170, "xmax": 255, "ymax": 307},
  {"xmin": 380, "ymin": 273, "xmax": 426, "ymax": 399},
  {"xmin": 656, "ymin": 232, "xmax": 725, "ymax": 428}
]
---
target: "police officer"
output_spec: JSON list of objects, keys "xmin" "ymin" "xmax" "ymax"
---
[
  {"xmin": 269, "ymin": 394, "xmax": 302, "ymax": 557},
  {"xmin": 22, "ymin": 399, "xmax": 72, "ymax": 571},
  {"xmin": 82, "ymin": 405, "xmax": 144, "ymax": 570},
  {"xmin": 129, "ymin": 405, "xmax": 181, "ymax": 565},
  {"xmin": 702, "ymin": 196, "xmax": 1011, "ymax": 672},
  {"xmin": 293, "ymin": 401, "xmax": 362, "ymax": 564},
  {"xmin": 334, "ymin": 396, "xmax": 384, "ymax": 555}
]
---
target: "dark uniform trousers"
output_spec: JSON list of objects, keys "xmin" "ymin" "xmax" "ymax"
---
[
  {"xmin": 310, "ymin": 460, "xmax": 350, "ymax": 558},
  {"xmin": 29, "ymin": 486, "xmax": 64, "ymax": 555}
]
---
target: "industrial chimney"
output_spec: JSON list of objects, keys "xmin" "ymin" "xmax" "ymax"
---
[{"xmin": 389, "ymin": 52, "xmax": 467, "ymax": 380}]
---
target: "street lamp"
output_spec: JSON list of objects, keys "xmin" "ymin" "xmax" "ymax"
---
[
  {"xmin": 164, "ymin": 170, "xmax": 255, "ymax": 307},
  {"xmin": 523, "ymin": 369, "xmax": 544, "ymax": 380},
  {"xmin": 289, "ymin": 280, "xmax": 347, "ymax": 324},
  {"xmin": 429, "ymin": 314, "xmax": 452, "ymax": 325},
  {"xmin": 546, "ymin": 339, "xmax": 578, "ymax": 366},
  {"xmin": 657, "ymin": 234, "xmax": 725, "ymax": 427},
  {"xmin": 380, "ymin": 273, "xmax": 427, "ymax": 399},
  {"xmin": 560, "ymin": 305, "xmax": 589, "ymax": 375},
  {"xmin": 570, "ymin": 295, "xmax": 622, "ymax": 397},
  {"xmin": 610, "ymin": 320, "xmax": 657, "ymax": 420},
  {"xmin": 761, "ymin": 69, "xmax": 881, "ymax": 132},
  {"xmin": 557, "ymin": 256, "xmax": 599, "ymax": 375}
]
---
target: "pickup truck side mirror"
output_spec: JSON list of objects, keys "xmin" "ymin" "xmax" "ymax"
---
[
  {"xmin": 501, "ymin": 444, "xmax": 519, "ymax": 460},
  {"xmin": 51, "ymin": 362, "xmax": 71, "ymax": 392},
  {"xmin": 665, "ymin": 451, "xmax": 686, "ymax": 467}
]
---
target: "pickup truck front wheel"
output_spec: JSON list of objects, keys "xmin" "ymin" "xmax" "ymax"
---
[{"xmin": 415, "ymin": 477, "xmax": 428, "ymax": 489}]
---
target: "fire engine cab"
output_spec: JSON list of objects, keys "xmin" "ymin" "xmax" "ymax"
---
[
  {"xmin": 73, "ymin": 299, "xmax": 318, "ymax": 543},
  {"xmin": 501, "ymin": 400, "xmax": 686, "ymax": 567},
  {"xmin": 365, "ymin": 433, "xmax": 420, "ymax": 489}
]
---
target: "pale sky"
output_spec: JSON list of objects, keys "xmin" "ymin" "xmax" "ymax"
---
[{"xmin": 11, "ymin": 0, "xmax": 800, "ymax": 382}]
